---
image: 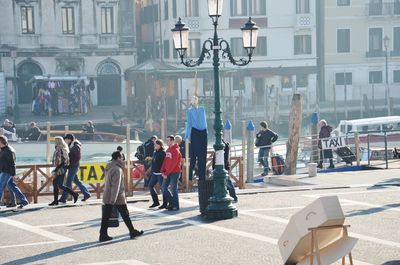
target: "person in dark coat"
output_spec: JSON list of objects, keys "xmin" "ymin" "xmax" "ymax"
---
[
  {"xmin": 148, "ymin": 139, "xmax": 166, "ymax": 208},
  {"xmin": 211, "ymin": 140, "xmax": 238, "ymax": 202},
  {"xmin": 255, "ymin": 121, "xmax": 278, "ymax": 176},
  {"xmin": 318, "ymin": 120, "xmax": 335, "ymax": 169},
  {"xmin": 59, "ymin": 134, "xmax": 91, "ymax": 203},
  {"xmin": 99, "ymin": 151, "xmax": 143, "ymax": 242},
  {"xmin": 25, "ymin": 122, "xmax": 41, "ymax": 141},
  {"xmin": 0, "ymin": 136, "xmax": 29, "ymax": 209}
]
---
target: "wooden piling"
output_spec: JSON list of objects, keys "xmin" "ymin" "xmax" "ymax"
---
[{"xmin": 285, "ymin": 94, "xmax": 303, "ymax": 175}]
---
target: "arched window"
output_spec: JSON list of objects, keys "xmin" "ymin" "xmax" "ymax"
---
[
  {"xmin": 17, "ymin": 61, "xmax": 43, "ymax": 104},
  {"xmin": 97, "ymin": 62, "xmax": 120, "ymax": 75},
  {"xmin": 96, "ymin": 61, "xmax": 121, "ymax": 106}
]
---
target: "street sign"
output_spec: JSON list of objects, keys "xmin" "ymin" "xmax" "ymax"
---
[
  {"xmin": 78, "ymin": 162, "xmax": 107, "ymax": 183},
  {"xmin": 320, "ymin": 137, "xmax": 346, "ymax": 150}
]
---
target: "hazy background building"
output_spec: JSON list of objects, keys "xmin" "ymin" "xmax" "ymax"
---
[
  {"xmin": 324, "ymin": 0, "xmax": 400, "ymax": 121},
  {"xmin": 0, "ymin": 0, "xmax": 136, "ymax": 111},
  {"xmin": 132, "ymin": 0, "xmax": 317, "ymax": 126}
]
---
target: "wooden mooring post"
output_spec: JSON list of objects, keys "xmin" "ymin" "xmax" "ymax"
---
[{"xmin": 285, "ymin": 94, "xmax": 303, "ymax": 175}]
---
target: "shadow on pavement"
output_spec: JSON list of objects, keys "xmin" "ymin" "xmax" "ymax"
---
[
  {"xmin": 3, "ymin": 235, "xmax": 132, "ymax": 265},
  {"xmin": 381, "ymin": 261, "xmax": 400, "ymax": 265},
  {"xmin": 346, "ymin": 203, "xmax": 400, "ymax": 217}
]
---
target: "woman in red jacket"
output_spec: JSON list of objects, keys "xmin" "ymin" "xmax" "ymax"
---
[{"xmin": 160, "ymin": 135, "xmax": 182, "ymax": 211}]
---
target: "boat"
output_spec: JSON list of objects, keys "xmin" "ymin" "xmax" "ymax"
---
[{"xmin": 6, "ymin": 129, "xmax": 141, "ymax": 161}]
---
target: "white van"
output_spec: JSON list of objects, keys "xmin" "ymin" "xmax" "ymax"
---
[{"xmin": 333, "ymin": 116, "xmax": 400, "ymax": 136}]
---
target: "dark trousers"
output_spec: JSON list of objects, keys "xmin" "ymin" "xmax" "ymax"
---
[
  {"xmin": 226, "ymin": 177, "xmax": 237, "ymax": 200},
  {"xmin": 189, "ymin": 128, "xmax": 207, "ymax": 181},
  {"xmin": 100, "ymin": 204, "xmax": 135, "ymax": 236},
  {"xmin": 52, "ymin": 173, "xmax": 76, "ymax": 202}
]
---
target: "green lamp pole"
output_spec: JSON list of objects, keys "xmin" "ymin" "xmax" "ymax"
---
[
  {"xmin": 171, "ymin": 0, "xmax": 259, "ymax": 220},
  {"xmin": 11, "ymin": 50, "xmax": 20, "ymax": 124}
]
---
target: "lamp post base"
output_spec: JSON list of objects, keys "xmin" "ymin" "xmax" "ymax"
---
[{"xmin": 205, "ymin": 197, "xmax": 238, "ymax": 220}]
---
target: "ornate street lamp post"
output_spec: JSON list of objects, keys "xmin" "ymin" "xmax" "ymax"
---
[
  {"xmin": 383, "ymin": 35, "xmax": 390, "ymax": 116},
  {"xmin": 11, "ymin": 50, "xmax": 20, "ymax": 124},
  {"xmin": 171, "ymin": 0, "xmax": 258, "ymax": 220}
]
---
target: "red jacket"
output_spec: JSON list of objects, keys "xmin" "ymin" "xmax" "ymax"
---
[{"xmin": 161, "ymin": 143, "xmax": 182, "ymax": 176}]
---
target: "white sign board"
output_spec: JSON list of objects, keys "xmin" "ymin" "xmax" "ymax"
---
[{"xmin": 320, "ymin": 137, "xmax": 346, "ymax": 150}]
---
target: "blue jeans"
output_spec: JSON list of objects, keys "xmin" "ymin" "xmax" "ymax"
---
[
  {"xmin": 149, "ymin": 173, "xmax": 163, "ymax": 197},
  {"xmin": 8, "ymin": 182, "xmax": 16, "ymax": 204},
  {"xmin": 59, "ymin": 165, "xmax": 90, "ymax": 201},
  {"xmin": 0, "ymin": 172, "xmax": 28, "ymax": 205},
  {"xmin": 258, "ymin": 147, "xmax": 270, "ymax": 174},
  {"xmin": 161, "ymin": 172, "xmax": 180, "ymax": 208}
]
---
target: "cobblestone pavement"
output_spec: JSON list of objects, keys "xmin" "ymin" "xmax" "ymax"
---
[{"xmin": 0, "ymin": 183, "xmax": 399, "ymax": 265}]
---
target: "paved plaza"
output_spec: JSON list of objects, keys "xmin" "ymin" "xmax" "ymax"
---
[{"xmin": 0, "ymin": 170, "xmax": 399, "ymax": 265}]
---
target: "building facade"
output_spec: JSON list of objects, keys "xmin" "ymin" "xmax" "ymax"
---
[
  {"xmin": 325, "ymin": 0, "xmax": 400, "ymax": 116},
  {"xmin": 0, "ymin": 0, "xmax": 136, "ymax": 114},
  {"xmin": 134, "ymin": 0, "xmax": 317, "ymax": 123}
]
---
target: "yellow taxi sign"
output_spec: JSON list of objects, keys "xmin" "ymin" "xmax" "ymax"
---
[{"xmin": 78, "ymin": 162, "xmax": 107, "ymax": 183}]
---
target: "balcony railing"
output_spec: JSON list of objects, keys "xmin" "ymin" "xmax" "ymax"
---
[
  {"xmin": 99, "ymin": 34, "xmax": 118, "ymax": 46},
  {"xmin": 391, "ymin": 50, "xmax": 400, "ymax": 56},
  {"xmin": 366, "ymin": 2, "xmax": 400, "ymax": 16},
  {"xmin": 366, "ymin": 50, "xmax": 385, "ymax": 57}
]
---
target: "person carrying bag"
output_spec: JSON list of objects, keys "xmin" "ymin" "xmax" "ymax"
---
[{"xmin": 48, "ymin": 136, "xmax": 78, "ymax": 206}]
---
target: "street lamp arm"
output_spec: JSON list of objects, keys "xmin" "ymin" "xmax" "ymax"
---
[
  {"xmin": 219, "ymin": 39, "xmax": 252, "ymax": 67},
  {"xmin": 180, "ymin": 40, "xmax": 213, "ymax": 67}
]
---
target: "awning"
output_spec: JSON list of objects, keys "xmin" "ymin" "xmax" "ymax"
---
[
  {"xmin": 29, "ymin": 75, "xmax": 88, "ymax": 83},
  {"xmin": 125, "ymin": 59, "xmax": 240, "ymax": 80}
]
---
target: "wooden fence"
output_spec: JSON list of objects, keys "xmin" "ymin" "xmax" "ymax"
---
[{"xmin": 11, "ymin": 157, "xmax": 245, "ymax": 204}]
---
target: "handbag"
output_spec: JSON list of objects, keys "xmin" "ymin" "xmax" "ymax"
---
[
  {"xmin": 55, "ymin": 166, "xmax": 66, "ymax": 176},
  {"xmin": 102, "ymin": 205, "xmax": 120, "ymax": 227}
]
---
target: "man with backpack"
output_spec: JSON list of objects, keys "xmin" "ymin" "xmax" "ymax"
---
[
  {"xmin": 255, "ymin": 121, "xmax": 278, "ymax": 176},
  {"xmin": 135, "ymin": 136, "xmax": 157, "ymax": 161}
]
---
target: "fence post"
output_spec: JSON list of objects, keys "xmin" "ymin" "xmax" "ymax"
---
[
  {"xmin": 367, "ymin": 134, "xmax": 371, "ymax": 166},
  {"xmin": 46, "ymin": 122, "xmax": 51, "ymax": 192},
  {"xmin": 33, "ymin": 165, "xmax": 38, "ymax": 203},
  {"xmin": 161, "ymin": 118, "xmax": 165, "ymax": 140},
  {"xmin": 355, "ymin": 132, "xmax": 360, "ymax": 166},
  {"xmin": 239, "ymin": 157, "xmax": 245, "ymax": 189},
  {"xmin": 385, "ymin": 132, "xmax": 388, "ymax": 169},
  {"xmin": 223, "ymin": 120, "xmax": 232, "ymax": 144},
  {"xmin": 96, "ymin": 183, "xmax": 101, "ymax": 199},
  {"xmin": 246, "ymin": 120, "xmax": 255, "ymax": 183},
  {"xmin": 242, "ymin": 120, "xmax": 246, "ymax": 182},
  {"xmin": 126, "ymin": 125, "xmax": 133, "ymax": 196},
  {"xmin": 311, "ymin": 112, "xmax": 319, "ymax": 163}
]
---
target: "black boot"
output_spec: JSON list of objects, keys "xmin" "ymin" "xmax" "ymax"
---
[
  {"xmin": 130, "ymin": 229, "xmax": 144, "ymax": 239},
  {"xmin": 328, "ymin": 159, "xmax": 335, "ymax": 169},
  {"xmin": 99, "ymin": 234, "xmax": 113, "ymax": 242},
  {"xmin": 317, "ymin": 162, "xmax": 323, "ymax": 169},
  {"xmin": 50, "ymin": 186, "xmax": 59, "ymax": 206},
  {"xmin": 149, "ymin": 194, "xmax": 160, "ymax": 208}
]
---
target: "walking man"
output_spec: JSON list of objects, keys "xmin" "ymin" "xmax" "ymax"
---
[
  {"xmin": 0, "ymin": 136, "xmax": 29, "ymax": 208},
  {"xmin": 59, "ymin": 134, "xmax": 91, "ymax": 203},
  {"xmin": 100, "ymin": 151, "xmax": 143, "ymax": 242},
  {"xmin": 160, "ymin": 135, "xmax": 182, "ymax": 211},
  {"xmin": 255, "ymin": 121, "xmax": 278, "ymax": 176}
]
